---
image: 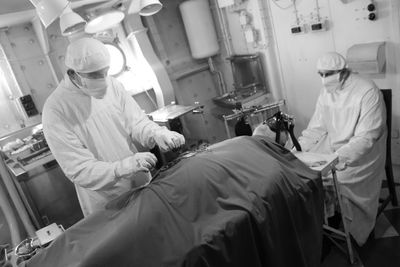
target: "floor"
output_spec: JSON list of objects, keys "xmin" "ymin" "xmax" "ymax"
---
[{"xmin": 322, "ymin": 185, "xmax": 400, "ymax": 267}]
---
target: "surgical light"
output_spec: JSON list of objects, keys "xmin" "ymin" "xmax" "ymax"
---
[
  {"xmin": 29, "ymin": 0, "xmax": 69, "ymax": 28},
  {"xmin": 59, "ymin": 5, "xmax": 87, "ymax": 36},
  {"xmin": 85, "ymin": 11, "xmax": 125, "ymax": 34},
  {"xmin": 139, "ymin": 0, "xmax": 163, "ymax": 16},
  {"xmin": 128, "ymin": 0, "xmax": 163, "ymax": 16}
]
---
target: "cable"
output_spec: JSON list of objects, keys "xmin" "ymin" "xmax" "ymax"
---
[
  {"xmin": 270, "ymin": 0, "xmax": 295, "ymax": 10},
  {"xmin": 292, "ymin": 0, "xmax": 300, "ymax": 25},
  {"xmin": 315, "ymin": 0, "xmax": 321, "ymax": 21}
]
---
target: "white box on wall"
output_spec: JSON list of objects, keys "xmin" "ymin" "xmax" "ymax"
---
[{"xmin": 346, "ymin": 42, "xmax": 386, "ymax": 74}]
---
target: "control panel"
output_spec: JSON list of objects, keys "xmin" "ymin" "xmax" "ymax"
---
[{"xmin": 19, "ymin": 95, "xmax": 38, "ymax": 117}]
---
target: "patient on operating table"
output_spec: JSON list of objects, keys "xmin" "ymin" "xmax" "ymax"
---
[
  {"xmin": 251, "ymin": 111, "xmax": 302, "ymax": 152},
  {"xmin": 108, "ymin": 112, "xmax": 298, "ymax": 211},
  {"xmin": 252, "ymin": 123, "xmax": 288, "ymax": 146}
]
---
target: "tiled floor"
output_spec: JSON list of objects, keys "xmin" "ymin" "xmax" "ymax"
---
[{"xmin": 322, "ymin": 187, "xmax": 400, "ymax": 267}]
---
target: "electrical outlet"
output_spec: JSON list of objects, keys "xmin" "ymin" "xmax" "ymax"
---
[
  {"xmin": 239, "ymin": 11, "xmax": 249, "ymax": 25},
  {"xmin": 311, "ymin": 20, "xmax": 328, "ymax": 31},
  {"xmin": 244, "ymin": 27, "xmax": 256, "ymax": 43},
  {"xmin": 290, "ymin": 24, "xmax": 306, "ymax": 34},
  {"xmin": 291, "ymin": 26, "xmax": 302, "ymax": 34}
]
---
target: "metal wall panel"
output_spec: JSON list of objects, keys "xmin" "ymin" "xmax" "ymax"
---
[{"xmin": 144, "ymin": 0, "xmax": 231, "ymax": 143}]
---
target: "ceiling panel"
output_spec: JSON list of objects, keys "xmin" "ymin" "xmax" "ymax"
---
[
  {"xmin": 0, "ymin": 0, "xmax": 90, "ymax": 15},
  {"xmin": 0, "ymin": 0, "xmax": 34, "ymax": 15}
]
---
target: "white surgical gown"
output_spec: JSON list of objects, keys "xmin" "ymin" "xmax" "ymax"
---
[
  {"xmin": 42, "ymin": 75, "xmax": 164, "ymax": 216},
  {"xmin": 299, "ymin": 74, "xmax": 386, "ymax": 245}
]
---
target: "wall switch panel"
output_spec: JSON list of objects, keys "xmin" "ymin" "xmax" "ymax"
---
[
  {"xmin": 291, "ymin": 25, "xmax": 306, "ymax": 34},
  {"xmin": 311, "ymin": 20, "xmax": 328, "ymax": 31},
  {"xmin": 19, "ymin": 94, "xmax": 38, "ymax": 117}
]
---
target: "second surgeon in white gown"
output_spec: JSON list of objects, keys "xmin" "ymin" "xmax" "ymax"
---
[{"xmin": 298, "ymin": 52, "xmax": 386, "ymax": 246}]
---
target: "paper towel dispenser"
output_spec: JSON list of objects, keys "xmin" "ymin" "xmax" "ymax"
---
[{"xmin": 346, "ymin": 42, "xmax": 385, "ymax": 74}]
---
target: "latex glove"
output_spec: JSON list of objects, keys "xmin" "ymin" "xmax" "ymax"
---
[
  {"xmin": 335, "ymin": 154, "xmax": 347, "ymax": 171},
  {"xmin": 116, "ymin": 152, "xmax": 158, "ymax": 179},
  {"xmin": 335, "ymin": 161, "xmax": 347, "ymax": 171},
  {"xmin": 154, "ymin": 130, "xmax": 185, "ymax": 152}
]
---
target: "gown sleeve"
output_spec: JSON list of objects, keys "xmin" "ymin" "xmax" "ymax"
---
[
  {"xmin": 335, "ymin": 89, "xmax": 386, "ymax": 165},
  {"xmin": 298, "ymin": 95, "xmax": 328, "ymax": 151},
  {"xmin": 43, "ymin": 107, "xmax": 122, "ymax": 191}
]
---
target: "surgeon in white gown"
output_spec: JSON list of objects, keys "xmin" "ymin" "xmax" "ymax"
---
[
  {"xmin": 298, "ymin": 52, "xmax": 386, "ymax": 246},
  {"xmin": 42, "ymin": 38, "xmax": 185, "ymax": 217}
]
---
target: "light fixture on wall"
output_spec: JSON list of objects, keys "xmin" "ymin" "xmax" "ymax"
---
[
  {"xmin": 85, "ymin": 10, "xmax": 125, "ymax": 34},
  {"xmin": 128, "ymin": 0, "xmax": 163, "ymax": 16},
  {"xmin": 60, "ymin": 5, "xmax": 87, "ymax": 36},
  {"xmin": 29, "ymin": 0, "xmax": 69, "ymax": 27}
]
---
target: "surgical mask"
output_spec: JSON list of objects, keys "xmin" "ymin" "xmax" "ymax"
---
[
  {"xmin": 77, "ymin": 74, "xmax": 109, "ymax": 99},
  {"xmin": 321, "ymin": 73, "xmax": 342, "ymax": 93}
]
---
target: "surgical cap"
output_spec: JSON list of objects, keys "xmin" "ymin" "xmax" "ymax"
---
[
  {"xmin": 65, "ymin": 38, "xmax": 110, "ymax": 73},
  {"xmin": 316, "ymin": 52, "xmax": 347, "ymax": 71}
]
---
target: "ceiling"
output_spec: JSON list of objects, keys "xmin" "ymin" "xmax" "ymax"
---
[
  {"xmin": 0, "ymin": 0, "xmax": 104, "ymax": 16},
  {"xmin": 0, "ymin": 0, "xmax": 34, "ymax": 15},
  {"xmin": 0, "ymin": 0, "xmax": 127, "ymax": 29}
]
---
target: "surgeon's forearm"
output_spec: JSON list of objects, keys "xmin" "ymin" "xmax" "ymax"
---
[
  {"xmin": 298, "ymin": 138, "xmax": 314, "ymax": 152},
  {"xmin": 335, "ymin": 136, "xmax": 375, "ymax": 165},
  {"xmin": 298, "ymin": 129, "xmax": 327, "ymax": 151},
  {"xmin": 132, "ymin": 117, "xmax": 167, "ymax": 148},
  {"xmin": 300, "ymin": 97, "xmax": 326, "ymax": 151},
  {"xmin": 66, "ymin": 160, "xmax": 121, "ymax": 191}
]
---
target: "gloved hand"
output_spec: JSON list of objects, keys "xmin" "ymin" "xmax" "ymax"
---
[
  {"xmin": 154, "ymin": 130, "xmax": 185, "ymax": 152},
  {"xmin": 335, "ymin": 161, "xmax": 347, "ymax": 171},
  {"xmin": 335, "ymin": 154, "xmax": 347, "ymax": 171},
  {"xmin": 115, "ymin": 152, "xmax": 158, "ymax": 179}
]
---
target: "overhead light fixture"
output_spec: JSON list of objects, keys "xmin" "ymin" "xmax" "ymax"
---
[
  {"xmin": 29, "ymin": 0, "xmax": 69, "ymax": 27},
  {"xmin": 59, "ymin": 5, "xmax": 87, "ymax": 36},
  {"xmin": 139, "ymin": 0, "xmax": 163, "ymax": 16},
  {"xmin": 128, "ymin": 0, "xmax": 163, "ymax": 16},
  {"xmin": 85, "ymin": 10, "xmax": 125, "ymax": 34}
]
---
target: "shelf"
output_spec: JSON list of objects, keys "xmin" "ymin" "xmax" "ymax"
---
[
  {"xmin": 293, "ymin": 152, "xmax": 339, "ymax": 177},
  {"xmin": 147, "ymin": 104, "xmax": 200, "ymax": 123},
  {"xmin": 5, "ymin": 153, "xmax": 55, "ymax": 178}
]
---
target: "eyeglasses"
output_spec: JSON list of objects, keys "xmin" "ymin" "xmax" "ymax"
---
[
  {"xmin": 317, "ymin": 70, "xmax": 341, "ymax": 78},
  {"xmin": 78, "ymin": 67, "xmax": 110, "ymax": 79}
]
